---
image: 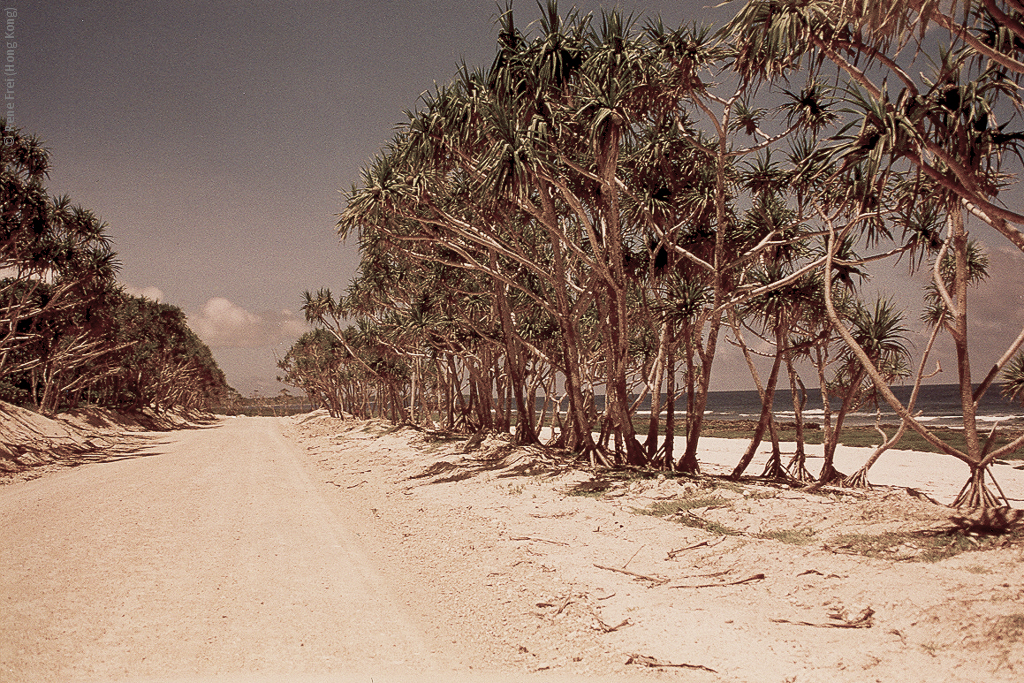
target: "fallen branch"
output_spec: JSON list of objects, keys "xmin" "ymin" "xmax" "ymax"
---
[
  {"xmin": 666, "ymin": 536, "xmax": 725, "ymax": 559},
  {"xmin": 623, "ymin": 544, "xmax": 645, "ymax": 568},
  {"xmin": 796, "ymin": 568, "xmax": 841, "ymax": 579},
  {"xmin": 593, "ymin": 563, "xmax": 669, "ymax": 585},
  {"xmin": 668, "ymin": 573, "xmax": 766, "ymax": 589},
  {"xmin": 596, "ymin": 617, "xmax": 631, "ymax": 633},
  {"xmin": 770, "ymin": 606, "xmax": 874, "ymax": 629},
  {"xmin": 510, "ymin": 536, "xmax": 570, "ymax": 546},
  {"xmin": 588, "ymin": 605, "xmax": 631, "ymax": 632},
  {"xmin": 555, "ymin": 594, "xmax": 572, "ymax": 615},
  {"xmin": 625, "ymin": 654, "xmax": 717, "ymax": 673},
  {"xmin": 770, "ymin": 616, "xmax": 872, "ymax": 629}
]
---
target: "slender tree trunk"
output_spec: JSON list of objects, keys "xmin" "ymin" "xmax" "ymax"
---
[
  {"xmin": 730, "ymin": 332, "xmax": 785, "ymax": 480},
  {"xmin": 785, "ymin": 366, "xmax": 812, "ymax": 481},
  {"xmin": 538, "ymin": 190, "xmax": 595, "ymax": 456},
  {"xmin": 819, "ymin": 369, "xmax": 860, "ymax": 485},
  {"xmin": 677, "ymin": 324, "xmax": 702, "ymax": 472},
  {"xmin": 645, "ymin": 321, "xmax": 669, "ymax": 460},
  {"xmin": 492, "ymin": 254, "xmax": 538, "ymax": 444},
  {"xmin": 600, "ymin": 282, "xmax": 646, "ymax": 465},
  {"xmin": 664, "ymin": 328, "xmax": 677, "ymax": 470},
  {"xmin": 762, "ymin": 321, "xmax": 789, "ymax": 479}
]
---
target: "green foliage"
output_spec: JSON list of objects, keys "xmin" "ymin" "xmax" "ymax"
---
[
  {"xmin": 295, "ymin": 1, "xmax": 1024, "ymax": 503},
  {"xmin": 0, "ymin": 124, "xmax": 229, "ymax": 412},
  {"xmin": 1000, "ymin": 350, "xmax": 1024, "ymax": 406}
]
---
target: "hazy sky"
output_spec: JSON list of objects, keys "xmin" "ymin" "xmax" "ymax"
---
[{"xmin": 15, "ymin": 0, "xmax": 1024, "ymax": 396}]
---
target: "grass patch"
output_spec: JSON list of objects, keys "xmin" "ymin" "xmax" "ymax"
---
[
  {"xmin": 564, "ymin": 479, "xmax": 614, "ymax": 497},
  {"xmin": 830, "ymin": 529, "xmax": 1010, "ymax": 562},
  {"xmin": 563, "ymin": 468, "xmax": 692, "ymax": 497},
  {"xmin": 757, "ymin": 528, "xmax": 817, "ymax": 545},
  {"xmin": 989, "ymin": 614, "xmax": 1024, "ymax": 642},
  {"xmin": 631, "ymin": 418, "xmax": 1024, "ymax": 460},
  {"xmin": 641, "ymin": 494, "xmax": 728, "ymax": 516},
  {"xmin": 635, "ymin": 495, "xmax": 742, "ymax": 536},
  {"xmin": 420, "ymin": 433, "xmax": 466, "ymax": 454},
  {"xmin": 503, "ymin": 482, "xmax": 525, "ymax": 495}
]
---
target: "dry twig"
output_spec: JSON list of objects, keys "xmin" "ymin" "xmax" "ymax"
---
[
  {"xmin": 587, "ymin": 605, "xmax": 631, "ymax": 632},
  {"xmin": 593, "ymin": 563, "xmax": 669, "ymax": 584},
  {"xmin": 509, "ymin": 535, "xmax": 569, "ymax": 546},
  {"xmin": 668, "ymin": 573, "xmax": 766, "ymax": 589},
  {"xmin": 626, "ymin": 654, "xmax": 718, "ymax": 673},
  {"xmin": 623, "ymin": 544, "xmax": 645, "ymax": 568},
  {"xmin": 555, "ymin": 594, "xmax": 572, "ymax": 615},
  {"xmin": 666, "ymin": 536, "xmax": 725, "ymax": 559},
  {"xmin": 770, "ymin": 606, "xmax": 874, "ymax": 629}
]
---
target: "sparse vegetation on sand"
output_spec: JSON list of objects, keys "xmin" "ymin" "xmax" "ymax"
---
[{"xmin": 288, "ymin": 415, "xmax": 1024, "ymax": 680}]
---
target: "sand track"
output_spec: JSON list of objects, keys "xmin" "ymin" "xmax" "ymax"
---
[{"xmin": 0, "ymin": 417, "xmax": 430, "ymax": 682}]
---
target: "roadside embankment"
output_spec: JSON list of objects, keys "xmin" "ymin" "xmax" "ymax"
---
[{"xmin": 0, "ymin": 401, "xmax": 214, "ymax": 483}]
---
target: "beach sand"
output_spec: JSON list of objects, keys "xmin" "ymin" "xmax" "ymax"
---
[
  {"xmin": 694, "ymin": 435, "xmax": 1024, "ymax": 507},
  {"xmin": 285, "ymin": 415, "xmax": 1024, "ymax": 682}
]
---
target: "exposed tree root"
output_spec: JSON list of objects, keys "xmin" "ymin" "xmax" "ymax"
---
[
  {"xmin": 842, "ymin": 467, "xmax": 871, "ymax": 489},
  {"xmin": 952, "ymin": 466, "xmax": 1010, "ymax": 508},
  {"xmin": 786, "ymin": 453, "xmax": 815, "ymax": 482},
  {"xmin": 817, "ymin": 464, "xmax": 846, "ymax": 487},
  {"xmin": 761, "ymin": 453, "xmax": 789, "ymax": 480}
]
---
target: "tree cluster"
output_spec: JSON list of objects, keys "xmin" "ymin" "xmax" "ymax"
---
[
  {"xmin": 1, "ymin": 123, "xmax": 231, "ymax": 414},
  {"xmin": 288, "ymin": 1, "xmax": 1024, "ymax": 507}
]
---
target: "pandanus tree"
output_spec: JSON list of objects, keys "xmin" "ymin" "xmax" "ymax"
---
[
  {"xmin": 84, "ymin": 294, "xmax": 229, "ymax": 412},
  {"xmin": 328, "ymin": 2, "xmax": 844, "ymax": 469},
  {"xmin": 1, "ymin": 127, "xmax": 118, "ymax": 381},
  {"xmin": 302, "ymin": 288, "xmax": 413, "ymax": 423},
  {"xmin": 727, "ymin": 0, "xmax": 1024, "ymax": 505},
  {"xmin": 729, "ymin": 260, "xmax": 821, "ymax": 481},
  {"xmin": 0, "ymin": 125, "xmax": 227, "ymax": 412},
  {"xmin": 820, "ymin": 297, "xmax": 913, "ymax": 483},
  {"xmin": 278, "ymin": 328, "xmax": 349, "ymax": 417},
  {"xmin": 842, "ymin": 240, "xmax": 981, "ymax": 487},
  {"xmin": 637, "ymin": 17, "xmax": 842, "ymax": 473},
  {"xmin": 337, "ymin": 3, "xmax": 664, "ymax": 460},
  {"xmin": 1002, "ymin": 349, "xmax": 1024, "ymax": 404}
]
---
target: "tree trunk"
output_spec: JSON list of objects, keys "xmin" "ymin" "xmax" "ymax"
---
[
  {"xmin": 539, "ymin": 188, "xmax": 595, "ymax": 457},
  {"xmin": 645, "ymin": 321, "xmax": 670, "ymax": 460},
  {"xmin": 492, "ymin": 258, "xmax": 538, "ymax": 444},
  {"xmin": 664, "ymin": 333, "xmax": 677, "ymax": 470},
  {"xmin": 785, "ymin": 350, "xmax": 813, "ymax": 481},
  {"xmin": 730, "ymin": 329, "xmax": 785, "ymax": 480}
]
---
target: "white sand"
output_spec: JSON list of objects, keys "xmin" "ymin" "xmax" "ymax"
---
[{"xmin": 693, "ymin": 436, "xmax": 1024, "ymax": 506}]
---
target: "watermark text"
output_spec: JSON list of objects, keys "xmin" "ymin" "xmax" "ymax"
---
[{"xmin": 3, "ymin": 6, "xmax": 15, "ymax": 144}]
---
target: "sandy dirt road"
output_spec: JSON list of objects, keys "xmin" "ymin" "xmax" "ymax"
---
[
  {"xmin": 4, "ymin": 413, "xmax": 1023, "ymax": 683},
  {"xmin": 0, "ymin": 417, "xmax": 433, "ymax": 682}
]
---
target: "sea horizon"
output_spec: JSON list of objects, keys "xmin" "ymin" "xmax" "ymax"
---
[{"xmin": 627, "ymin": 383, "xmax": 1024, "ymax": 429}]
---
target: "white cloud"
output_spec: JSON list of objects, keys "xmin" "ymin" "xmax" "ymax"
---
[
  {"xmin": 122, "ymin": 283, "xmax": 165, "ymax": 302},
  {"xmin": 190, "ymin": 297, "xmax": 307, "ymax": 349}
]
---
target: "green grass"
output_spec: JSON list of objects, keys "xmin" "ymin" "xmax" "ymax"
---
[
  {"xmin": 631, "ymin": 418, "xmax": 1024, "ymax": 460},
  {"xmin": 830, "ymin": 529, "xmax": 1013, "ymax": 562},
  {"xmin": 641, "ymin": 494, "xmax": 728, "ymax": 515},
  {"xmin": 634, "ymin": 495, "xmax": 742, "ymax": 535},
  {"xmin": 756, "ymin": 528, "xmax": 817, "ymax": 545}
]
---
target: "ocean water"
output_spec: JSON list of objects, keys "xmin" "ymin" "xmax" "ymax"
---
[{"xmin": 627, "ymin": 384, "xmax": 1024, "ymax": 429}]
